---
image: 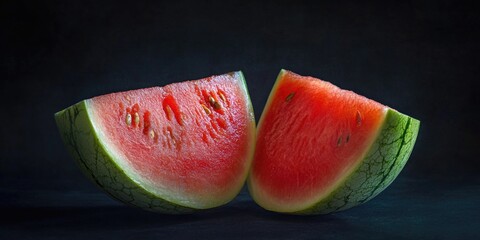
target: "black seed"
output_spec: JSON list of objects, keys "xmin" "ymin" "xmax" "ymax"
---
[
  {"xmin": 286, "ymin": 92, "xmax": 295, "ymax": 102},
  {"xmin": 356, "ymin": 111, "xmax": 362, "ymax": 126}
]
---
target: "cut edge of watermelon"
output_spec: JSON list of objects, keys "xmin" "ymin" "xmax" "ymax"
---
[
  {"xmin": 254, "ymin": 69, "xmax": 288, "ymax": 132},
  {"xmin": 56, "ymin": 71, "xmax": 256, "ymax": 211},
  {"xmin": 248, "ymin": 70, "xmax": 385, "ymax": 212},
  {"xmin": 248, "ymin": 70, "xmax": 420, "ymax": 213},
  {"xmin": 88, "ymin": 71, "xmax": 255, "ymax": 209}
]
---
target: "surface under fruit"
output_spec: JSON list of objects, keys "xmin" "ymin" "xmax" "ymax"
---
[
  {"xmin": 55, "ymin": 72, "xmax": 255, "ymax": 213},
  {"xmin": 248, "ymin": 70, "xmax": 419, "ymax": 214}
]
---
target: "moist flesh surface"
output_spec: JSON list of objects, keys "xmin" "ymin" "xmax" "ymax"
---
[{"xmin": 251, "ymin": 71, "xmax": 386, "ymax": 210}]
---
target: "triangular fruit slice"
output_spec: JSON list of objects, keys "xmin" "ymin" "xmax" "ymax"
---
[
  {"xmin": 248, "ymin": 70, "xmax": 419, "ymax": 214},
  {"xmin": 55, "ymin": 72, "xmax": 255, "ymax": 213}
]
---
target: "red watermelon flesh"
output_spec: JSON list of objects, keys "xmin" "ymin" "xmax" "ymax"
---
[
  {"xmin": 248, "ymin": 70, "xmax": 419, "ymax": 214},
  {"xmin": 55, "ymin": 72, "xmax": 255, "ymax": 212}
]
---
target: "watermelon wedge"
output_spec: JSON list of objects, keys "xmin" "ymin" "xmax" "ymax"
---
[
  {"xmin": 55, "ymin": 72, "xmax": 255, "ymax": 213},
  {"xmin": 248, "ymin": 70, "xmax": 420, "ymax": 214}
]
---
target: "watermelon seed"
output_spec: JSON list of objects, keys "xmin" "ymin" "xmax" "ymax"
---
[
  {"xmin": 208, "ymin": 96, "xmax": 215, "ymax": 104},
  {"xmin": 346, "ymin": 134, "xmax": 350, "ymax": 143},
  {"xmin": 126, "ymin": 113, "xmax": 132, "ymax": 126},
  {"xmin": 356, "ymin": 111, "xmax": 362, "ymax": 126},
  {"xmin": 219, "ymin": 92, "xmax": 226, "ymax": 102},
  {"xmin": 167, "ymin": 128, "xmax": 176, "ymax": 145},
  {"xmin": 165, "ymin": 105, "xmax": 173, "ymax": 120},
  {"xmin": 213, "ymin": 101, "xmax": 222, "ymax": 110},
  {"xmin": 337, "ymin": 136, "xmax": 343, "ymax": 146},
  {"xmin": 134, "ymin": 113, "xmax": 140, "ymax": 126},
  {"xmin": 201, "ymin": 104, "xmax": 211, "ymax": 115},
  {"xmin": 149, "ymin": 129, "xmax": 155, "ymax": 139},
  {"xmin": 208, "ymin": 96, "xmax": 222, "ymax": 110},
  {"xmin": 208, "ymin": 96, "xmax": 217, "ymax": 106},
  {"xmin": 286, "ymin": 92, "xmax": 295, "ymax": 102}
]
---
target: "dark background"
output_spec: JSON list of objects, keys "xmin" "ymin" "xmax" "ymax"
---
[{"xmin": 1, "ymin": 0, "xmax": 479, "ymax": 239}]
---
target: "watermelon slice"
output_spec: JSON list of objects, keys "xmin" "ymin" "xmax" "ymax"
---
[
  {"xmin": 248, "ymin": 70, "xmax": 419, "ymax": 214},
  {"xmin": 55, "ymin": 72, "xmax": 255, "ymax": 213}
]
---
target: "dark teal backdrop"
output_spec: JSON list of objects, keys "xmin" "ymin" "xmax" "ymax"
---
[{"xmin": 1, "ymin": 1, "xmax": 479, "ymax": 239}]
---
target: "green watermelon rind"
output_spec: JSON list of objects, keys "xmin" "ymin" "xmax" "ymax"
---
[
  {"xmin": 55, "ymin": 101, "xmax": 196, "ymax": 213},
  {"xmin": 55, "ymin": 71, "xmax": 255, "ymax": 213},
  {"xmin": 295, "ymin": 109, "xmax": 420, "ymax": 214}
]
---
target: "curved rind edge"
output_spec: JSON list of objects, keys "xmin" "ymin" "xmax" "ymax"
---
[
  {"xmin": 295, "ymin": 108, "xmax": 420, "ymax": 214},
  {"xmin": 54, "ymin": 101, "xmax": 196, "ymax": 214},
  {"xmin": 255, "ymin": 69, "xmax": 287, "ymax": 132},
  {"xmin": 246, "ymin": 69, "xmax": 285, "ymax": 202},
  {"xmin": 236, "ymin": 71, "xmax": 256, "ymax": 128},
  {"xmin": 221, "ymin": 71, "xmax": 256, "ymax": 201}
]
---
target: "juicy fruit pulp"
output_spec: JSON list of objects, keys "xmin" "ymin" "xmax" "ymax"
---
[
  {"xmin": 248, "ymin": 70, "xmax": 419, "ymax": 214},
  {"xmin": 55, "ymin": 72, "xmax": 255, "ymax": 213}
]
